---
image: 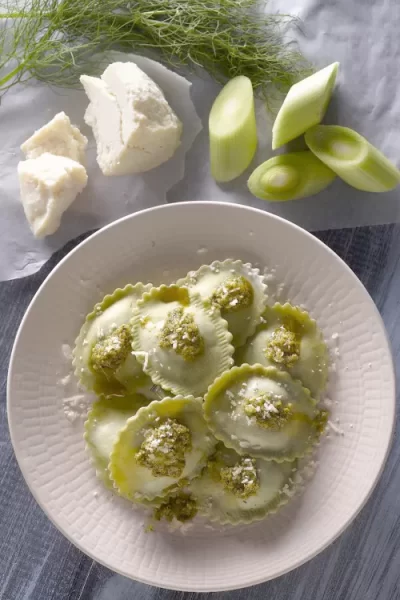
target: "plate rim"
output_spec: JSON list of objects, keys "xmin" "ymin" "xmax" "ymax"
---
[{"xmin": 7, "ymin": 201, "xmax": 396, "ymax": 592}]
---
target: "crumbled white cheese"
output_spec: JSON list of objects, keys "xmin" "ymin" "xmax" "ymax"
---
[
  {"xmin": 18, "ymin": 153, "xmax": 88, "ymax": 238},
  {"xmin": 328, "ymin": 420, "xmax": 345, "ymax": 436},
  {"xmin": 21, "ymin": 112, "xmax": 88, "ymax": 165},
  {"xmin": 80, "ymin": 62, "xmax": 182, "ymax": 175},
  {"xmin": 63, "ymin": 394, "xmax": 93, "ymax": 422},
  {"xmin": 58, "ymin": 373, "xmax": 72, "ymax": 387},
  {"xmin": 61, "ymin": 343, "xmax": 73, "ymax": 361}
]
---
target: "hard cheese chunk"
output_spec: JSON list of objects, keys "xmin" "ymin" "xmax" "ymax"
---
[
  {"xmin": 18, "ymin": 153, "xmax": 88, "ymax": 238},
  {"xmin": 21, "ymin": 112, "xmax": 88, "ymax": 165},
  {"xmin": 80, "ymin": 62, "xmax": 182, "ymax": 175}
]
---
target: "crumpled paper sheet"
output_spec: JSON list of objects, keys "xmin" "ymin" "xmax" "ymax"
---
[
  {"xmin": 1, "ymin": 0, "xmax": 400, "ymax": 280},
  {"xmin": 0, "ymin": 53, "xmax": 202, "ymax": 280}
]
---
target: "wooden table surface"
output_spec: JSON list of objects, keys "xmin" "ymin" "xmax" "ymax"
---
[{"xmin": 1, "ymin": 226, "xmax": 399, "ymax": 600}]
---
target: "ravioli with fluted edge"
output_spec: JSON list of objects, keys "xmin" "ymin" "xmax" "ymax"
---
[
  {"xmin": 84, "ymin": 392, "xmax": 151, "ymax": 488},
  {"xmin": 109, "ymin": 396, "xmax": 216, "ymax": 501},
  {"xmin": 190, "ymin": 443, "xmax": 296, "ymax": 524},
  {"xmin": 204, "ymin": 364, "xmax": 327, "ymax": 461},
  {"xmin": 73, "ymin": 283, "xmax": 152, "ymax": 395},
  {"xmin": 71, "ymin": 259, "xmax": 332, "ymax": 529},
  {"xmin": 236, "ymin": 303, "xmax": 328, "ymax": 399},
  {"xmin": 131, "ymin": 284, "xmax": 234, "ymax": 397},
  {"xmin": 177, "ymin": 259, "xmax": 267, "ymax": 347}
]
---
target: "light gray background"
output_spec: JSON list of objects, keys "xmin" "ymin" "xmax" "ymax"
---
[{"xmin": 2, "ymin": 0, "xmax": 400, "ymax": 280}]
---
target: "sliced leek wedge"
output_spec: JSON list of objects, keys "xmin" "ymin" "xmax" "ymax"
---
[
  {"xmin": 248, "ymin": 152, "xmax": 335, "ymax": 201},
  {"xmin": 209, "ymin": 76, "xmax": 257, "ymax": 182},
  {"xmin": 305, "ymin": 125, "xmax": 400, "ymax": 192},
  {"xmin": 272, "ymin": 62, "xmax": 339, "ymax": 149}
]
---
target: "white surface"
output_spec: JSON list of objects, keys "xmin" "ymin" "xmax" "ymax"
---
[{"xmin": 7, "ymin": 202, "xmax": 395, "ymax": 592}]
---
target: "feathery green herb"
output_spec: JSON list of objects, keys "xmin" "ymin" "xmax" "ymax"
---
[{"xmin": 0, "ymin": 0, "xmax": 309, "ymax": 96}]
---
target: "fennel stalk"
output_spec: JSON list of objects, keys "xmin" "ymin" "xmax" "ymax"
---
[{"xmin": 0, "ymin": 0, "xmax": 310, "ymax": 96}]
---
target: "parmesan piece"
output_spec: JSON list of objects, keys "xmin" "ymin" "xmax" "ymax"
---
[
  {"xmin": 18, "ymin": 153, "xmax": 88, "ymax": 238},
  {"xmin": 80, "ymin": 62, "xmax": 182, "ymax": 176},
  {"xmin": 21, "ymin": 112, "xmax": 88, "ymax": 165}
]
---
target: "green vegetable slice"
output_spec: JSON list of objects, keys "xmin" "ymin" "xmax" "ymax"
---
[
  {"xmin": 272, "ymin": 62, "xmax": 339, "ymax": 149},
  {"xmin": 209, "ymin": 76, "xmax": 257, "ymax": 182},
  {"xmin": 204, "ymin": 364, "xmax": 328, "ymax": 461},
  {"xmin": 190, "ymin": 443, "xmax": 296, "ymax": 524},
  {"xmin": 84, "ymin": 393, "xmax": 152, "ymax": 488},
  {"xmin": 248, "ymin": 151, "xmax": 335, "ymax": 201},
  {"xmin": 305, "ymin": 125, "xmax": 400, "ymax": 192},
  {"xmin": 235, "ymin": 303, "xmax": 329, "ymax": 399},
  {"xmin": 109, "ymin": 396, "xmax": 216, "ymax": 501}
]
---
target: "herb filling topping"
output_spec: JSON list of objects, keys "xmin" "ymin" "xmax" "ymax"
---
[
  {"xmin": 220, "ymin": 457, "xmax": 260, "ymax": 499},
  {"xmin": 244, "ymin": 393, "xmax": 293, "ymax": 430},
  {"xmin": 159, "ymin": 306, "xmax": 205, "ymax": 361},
  {"xmin": 264, "ymin": 325, "xmax": 300, "ymax": 366},
  {"xmin": 136, "ymin": 418, "xmax": 192, "ymax": 478},
  {"xmin": 91, "ymin": 324, "xmax": 132, "ymax": 372},
  {"xmin": 211, "ymin": 275, "xmax": 254, "ymax": 313},
  {"xmin": 154, "ymin": 492, "xmax": 198, "ymax": 522}
]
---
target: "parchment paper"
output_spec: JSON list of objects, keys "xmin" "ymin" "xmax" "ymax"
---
[
  {"xmin": 0, "ymin": 53, "xmax": 203, "ymax": 280},
  {"xmin": 1, "ymin": 0, "xmax": 400, "ymax": 280}
]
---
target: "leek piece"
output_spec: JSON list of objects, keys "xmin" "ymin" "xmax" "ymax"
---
[
  {"xmin": 305, "ymin": 125, "xmax": 400, "ymax": 192},
  {"xmin": 209, "ymin": 76, "xmax": 257, "ymax": 182},
  {"xmin": 247, "ymin": 151, "xmax": 336, "ymax": 202},
  {"xmin": 272, "ymin": 62, "xmax": 339, "ymax": 150}
]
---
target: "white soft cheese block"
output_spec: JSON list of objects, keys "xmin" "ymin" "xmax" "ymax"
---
[
  {"xmin": 18, "ymin": 153, "xmax": 88, "ymax": 238},
  {"xmin": 80, "ymin": 62, "xmax": 182, "ymax": 175},
  {"xmin": 21, "ymin": 111, "xmax": 88, "ymax": 165}
]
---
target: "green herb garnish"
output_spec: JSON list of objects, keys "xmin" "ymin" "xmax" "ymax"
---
[
  {"xmin": 154, "ymin": 492, "xmax": 198, "ymax": 523},
  {"xmin": 264, "ymin": 325, "xmax": 300, "ymax": 366},
  {"xmin": 211, "ymin": 275, "xmax": 254, "ymax": 313},
  {"xmin": 0, "ymin": 0, "xmax": 309, "ymax": 96},
  {"xmin": 159, "ymin": 306, "xmax": 205, "ymax": 362},
  {"xmin": 244, "ymin": 394, "xmax": 293, "ymax": 430},
  {"xmin": 220, "ymin": 457, "xmax": 259, "ymax": 499},
  {"xmin": 90, "ymin": 324, "xmax": 132, "ymax": 372},
  {"xmin": 136, "ymin": 418, "xmax": 192, "ymax": 478}
]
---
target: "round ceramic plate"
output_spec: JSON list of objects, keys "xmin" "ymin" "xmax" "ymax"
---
[{"xmin": 8, "ymin": 202, "xmax": 395, "ymax": 592}]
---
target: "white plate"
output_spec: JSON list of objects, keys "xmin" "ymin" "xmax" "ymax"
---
[{"xmin": 7, "ymin": 202, "xmax": 395, "ymax": 592}]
